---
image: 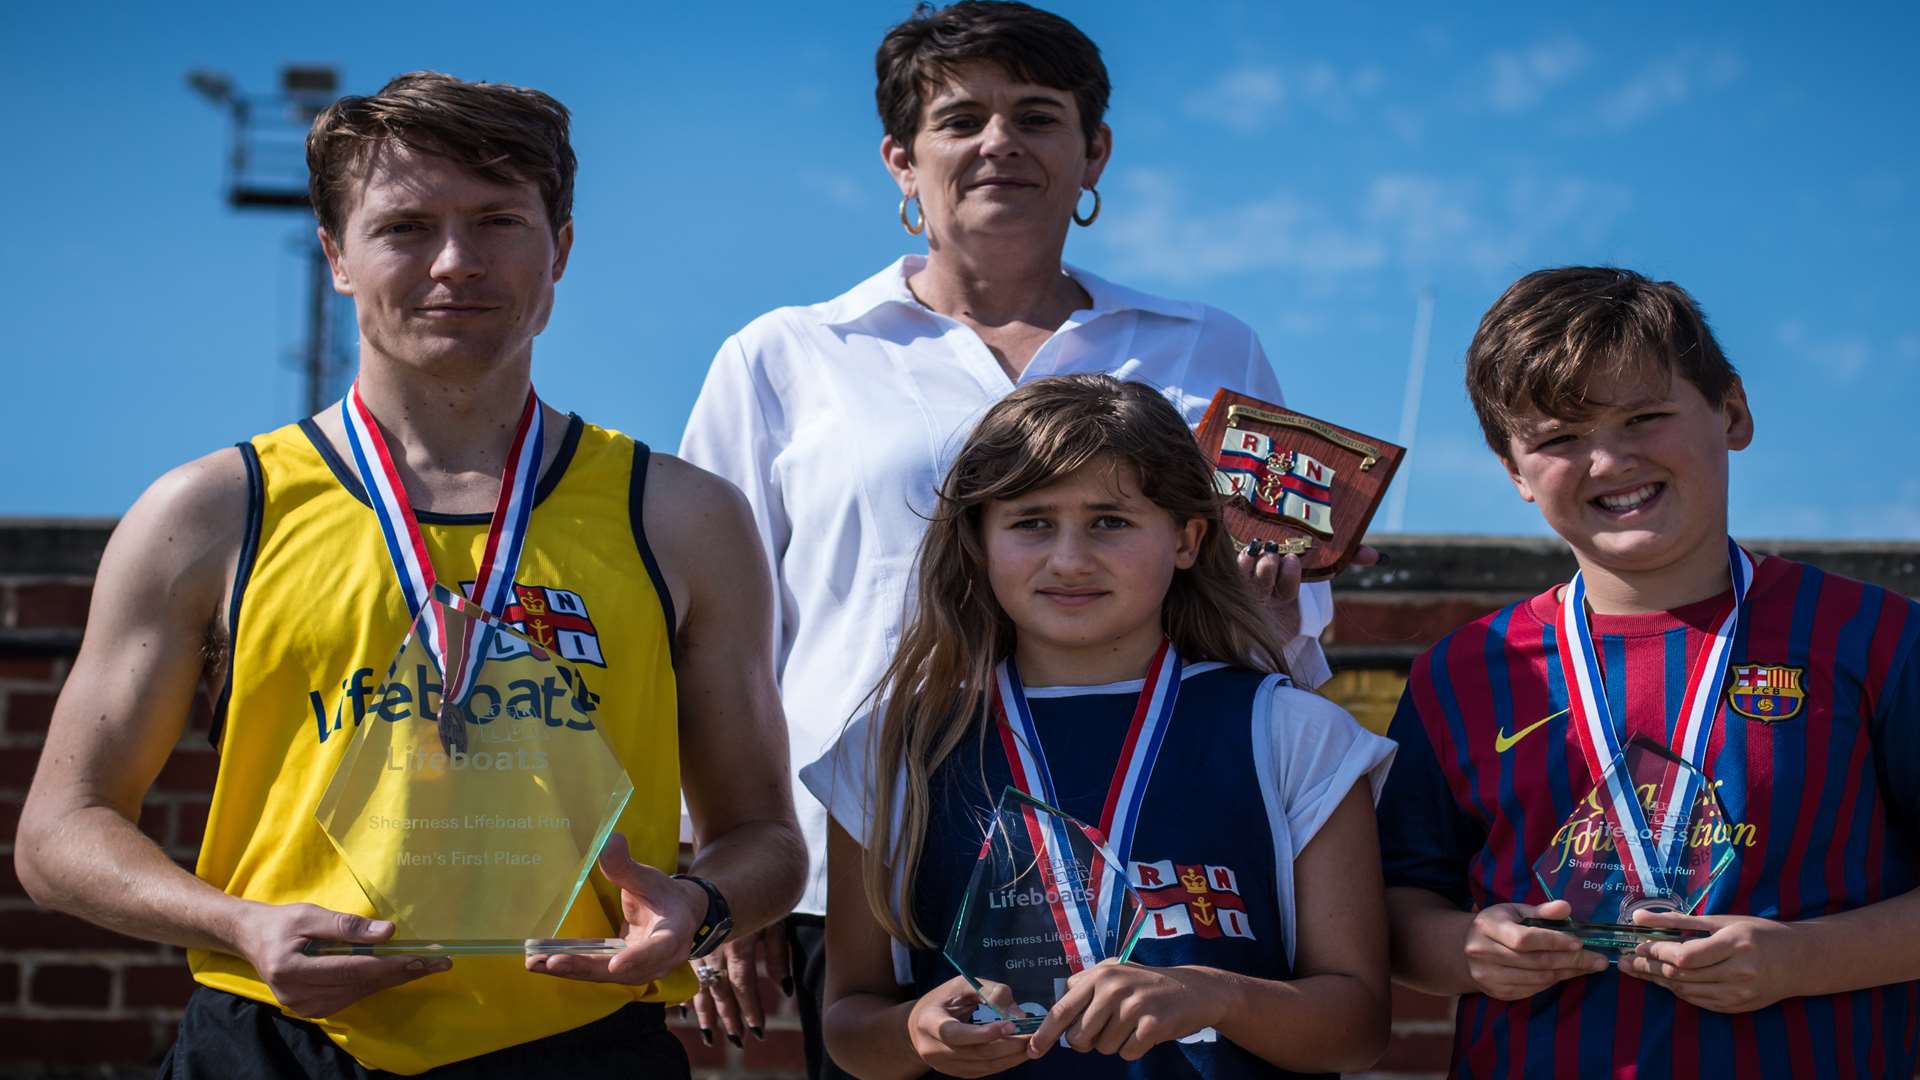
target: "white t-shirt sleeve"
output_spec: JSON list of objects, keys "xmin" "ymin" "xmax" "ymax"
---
[
  {"xmin": 798, "ymin": 712, "xmax": 883, "ymax": 852},
  {"xmin": 1263, "ymin": 681, "xmax": 1396, "ymax": 850}
]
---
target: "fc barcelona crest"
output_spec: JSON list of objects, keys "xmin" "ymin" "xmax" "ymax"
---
[
  {"xmin": 1194, "ymin": 390, "xmax": 1404, "ymax": 579},
  {"xmin": 1727, "ymin": 664, "xmax": 1806, "ymax": 722}
]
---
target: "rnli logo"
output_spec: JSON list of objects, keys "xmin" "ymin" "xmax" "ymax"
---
[
  {"xmin": 1129, "ymin": 861, "xmax": 1255, "ymax": 941},
  {"xmin": 1727, "ymin": 664, "xmax": 1805, "ymax": 723},
  {"xmin": 483, "ymin": 582, "xmax": 607, "ymax": 667}
]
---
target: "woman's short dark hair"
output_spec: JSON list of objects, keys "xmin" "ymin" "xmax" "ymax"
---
[
  {"xmin": 306, "ymin": 71, "xmax": 575, "ymax": 240},
  {"xmin": 876, "ymin": 1, "xmax": 1111, "ymax": 157}
]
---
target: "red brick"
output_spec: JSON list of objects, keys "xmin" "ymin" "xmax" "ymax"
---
[
  {"xmin": 12, "ymin": 583, "xmax": 92, "ymax": 629},
  {"xmin": 0, "ymin": 655, "xmax": 57, "ymax": 681},
  {"xmin": 0, "ymin": 909, "xmax": 151, "ymax": 951},
  {"xmin": 670, "ymin": 1020, "xmax": 728, "ymax": 1068},
  {"xmin": 124, "ymin": 962, "xmax": 197, "ymax": 1009},
  {"xmin": 0, "ymin": 748, "xmax": 43, "ymax": 787},
  {"xmin": 1333, "ymin": 597, "xmax": 1509, "ymax": 649},
  {"xmin": 0, "ymin": 1017, "xmax": 163, "ymax": 1063},
  {"xmin": 28, "ymin": 962, "xmax": 113, "ymax": 1008},
  {"xmin": 154, "ymin": 747, "xmax": 219, "ymax": 791},
  {"xmin": 1390, "ymin": 985, "xmax": 1455, "ymax": 1023},
  {"xmin": 0, "ymin": 961, "xmax": 17, "ymax": 1005},
  {"xmin": 1376, "ymin": 1030, "xmax": 1455, "ymax": 1071},
  {"xmin": 3, "ymin": 689, "xmax": 58, "ymax": 734},
  {"xmin": 175, "ymin": 799, "xmax": 210, "ymax": 849},
  {"xmin": 139, "ymin": 802, "xmax": 172, "ymax": 846},
  {"xmin": 740, "ymin": 1026, "xmax": 805, "ymax": 1069}
]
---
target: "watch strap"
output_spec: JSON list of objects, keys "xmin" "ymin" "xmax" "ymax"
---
[{"xmin": 673, "ymin": 874, "xmax": 733, "ymax": 959}]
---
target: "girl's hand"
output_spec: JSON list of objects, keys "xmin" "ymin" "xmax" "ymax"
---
[
  {"xmin": 1462, "ymin": 900, "xmax": 1608, "ymax": 1000},
  {"xmin": 1027, "ymin": 961, "xmax": 1219, "ymax": 1062},
  {"xmin": 905, "ymin": 975, "xmax": 1030, "ymax": 1077},
  {"xmin": 1617, "ymin": 912, "xmax": 1804, "ymax": 1013}
]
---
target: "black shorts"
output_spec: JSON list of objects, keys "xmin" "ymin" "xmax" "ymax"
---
[{"xmin": 160, "ymin": 986, "xmax": 689, "ymax": 1079}]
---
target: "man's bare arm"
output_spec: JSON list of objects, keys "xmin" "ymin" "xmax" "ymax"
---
[
  {"xmin": 15, "ymin": 448, "xmax": 445, "ymax": 1016},
  {"xmin": 655, "ymin": 454, "xmax": 807, "ymax": 932}
]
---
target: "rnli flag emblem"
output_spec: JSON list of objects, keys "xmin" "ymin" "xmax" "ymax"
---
[{"xmin": 1727, "ymin": 664, "xmax": 1805, "ymax": 722}]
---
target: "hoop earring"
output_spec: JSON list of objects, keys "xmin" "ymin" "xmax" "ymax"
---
[
  {"xmin": 899, "ymin": 194, "xmax": 925, "ymax": 236},
  {"xmin": 1072, "ymin": 187, "xmax": 1101, "ymax": 227}
]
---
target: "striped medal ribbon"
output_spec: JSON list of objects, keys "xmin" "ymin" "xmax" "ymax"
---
[
  {"xmin": 1554, "ymin": 537, "xmax": 1753, "ymax": 901},
  {"xmin": 992, "ymin": 639, "xmax": 1182, "ymax": 973},
  {"xmin": 340, "ymin": 383, "xmax": 544, "ymax": 710}
]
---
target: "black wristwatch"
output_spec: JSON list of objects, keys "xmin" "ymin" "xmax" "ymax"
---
[{"xmin": 674, "ymin": 874, "xmax": 734, "ymax": 959}]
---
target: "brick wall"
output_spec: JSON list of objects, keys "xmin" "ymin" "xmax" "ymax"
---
[{"xmin": 3, "ymin": 522, "xmax": 1916, "ymax": 1077}]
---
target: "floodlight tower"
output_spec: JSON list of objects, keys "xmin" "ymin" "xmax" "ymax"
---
[{"xmin": 189, "ymin": 65, "xmax": 348, "ymax": 416}]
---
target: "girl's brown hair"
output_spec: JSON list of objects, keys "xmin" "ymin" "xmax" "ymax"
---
[{"xmin": 862, "ymin": 374, "xmax": 1289, "ymax": 945}]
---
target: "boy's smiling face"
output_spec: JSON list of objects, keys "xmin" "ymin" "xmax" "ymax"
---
[{"xmin": 1502, "ymin": 368, "xmax": 1753, "ymax": 608}]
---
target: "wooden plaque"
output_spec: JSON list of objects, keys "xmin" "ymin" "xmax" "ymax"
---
[{"xmin": 1193, "ymin": 390, "xmax": 1404, "ymax": 580}]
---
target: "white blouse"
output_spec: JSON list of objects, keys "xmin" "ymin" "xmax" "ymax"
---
[{"xmin": 680, "ymin": 255, "xmax": 1334, "ymax": 914}]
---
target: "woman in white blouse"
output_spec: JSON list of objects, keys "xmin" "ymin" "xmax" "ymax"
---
[{"xmin": 678, "ymin": 3, "xmax": 1356, "ymax": 1072}]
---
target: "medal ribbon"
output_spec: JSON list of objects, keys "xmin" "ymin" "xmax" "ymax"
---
[
  {"xmin": 1554, "ymin": 538, "xmax": 1753, "ymax": 899},
  {"xmin": 992, "ymin": 640, "xmax": 1182, "ymax": 971},
  {"xmin": 340, "ymin": 383, "xmax": 544, "ymax": 705}
]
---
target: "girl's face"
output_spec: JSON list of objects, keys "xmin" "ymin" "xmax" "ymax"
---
[{"xmin": 980, "ymin": 460, "xmax": 1204, "ymax": 685}]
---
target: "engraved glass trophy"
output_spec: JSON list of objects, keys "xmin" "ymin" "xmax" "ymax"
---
[
  {"xmin": 945, "ymin": 788, "xmax": 1147, "ymax": 1032},
  {"xmin": 1524, "ymin": 737, "xmax": 1738, "ymax": 951},
  {"xmin": 310, "ymin": 586, "xmax": 634, "ymax": 955}
]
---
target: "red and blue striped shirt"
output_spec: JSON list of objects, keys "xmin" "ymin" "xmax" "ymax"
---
[{"xmin": 1380, "ymin": 556, "xmax": 1920, "ymax": 1078}]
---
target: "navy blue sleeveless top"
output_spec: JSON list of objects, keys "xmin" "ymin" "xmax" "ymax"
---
[{"xmin": 904, "ymin": 664, "xmax": 1331, "ymax": 1080}]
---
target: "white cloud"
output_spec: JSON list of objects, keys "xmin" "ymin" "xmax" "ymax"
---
[
  {"xmin": 1486, "ymin": 38, "xmax": 1590, "ymax": 113},
  {"xmin": 799, "ymin": 171, "xmax": 867, "ymax": 210},
  {"xmin": 1091, "ymin": 168, "xmax": 1629, "ymax": 285},
  {"xmin": 1776, "ymin": 320, "xmax": 1871, "ymax": 382},
  {"xmin": 1596, "ymin": 48, "xmax": 1743, "ymax": 130},
  {"xmin": 1183, "ymin": 66, "xmax": 1285, "ymax": 133},
  {"xmin": 1182, "ymin": 62, "xmax": 1388, "ymax": 133}
]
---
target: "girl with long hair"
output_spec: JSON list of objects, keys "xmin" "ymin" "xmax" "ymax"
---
[{"xmin": 801, "ymin": 375, "xmax": 1394, "ymax": 1078}]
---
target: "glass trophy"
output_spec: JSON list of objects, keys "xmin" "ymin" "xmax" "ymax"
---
[
  {"xmin": 944, "ymin": 788, "xmax": 1147, "ymax": 1033},
  {"xmin": 310, "ymin": 585, "xmax": 635, "ymax": 955},
  {"xmin": 1522, "ymin": 737, "xmax": 1738, "ymax": 952}
]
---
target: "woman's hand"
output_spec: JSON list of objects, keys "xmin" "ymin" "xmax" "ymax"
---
[
  {"xmin": 905, "ymin": 975, "xmax": 1031, "ymax": 1077},
  {"xmin": 1237, "ymin": 544, "xmax": 1378, "ymax": 646},
  {"xmin": 1462, "ymin": 900, "xmax": 1609, "ymax": 1000},
  {"xmin": 1026, "ymin": 961, "xmax": 1220, "ymax": 1062},
  {"xmin": 1617, "ymin": 912, "xmax": 1805, "ymax": 1013},
  {"xmin": 687, "ymin": 928, "xmax": 791, "ymax": 1047}
]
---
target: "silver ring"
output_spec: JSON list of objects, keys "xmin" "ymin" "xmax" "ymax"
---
[{"xmin": 694, "ymin": 963, "xmax": 722, "ymax": 988}]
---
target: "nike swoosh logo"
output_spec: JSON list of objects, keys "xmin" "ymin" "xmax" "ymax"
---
[{"xmin": 1494, "ymin": 708, "xmax": 1569, "ymax": 753}]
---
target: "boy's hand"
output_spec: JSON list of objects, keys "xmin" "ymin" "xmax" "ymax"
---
[
  {"xmin": 1027, "ymin": 961, "xmax": 1217, "ymax": 1061},
  {"xmin": 906, "ymin": 975, "xmax": 1029, "ymax": 1077},
  {"xmin": 1463, "ymin": 900, "xmax": 1608, "ymax": 1000},
  {"xmin": 1617, "ymin": 912, "xmax": 1804, "ymax": 1013}
]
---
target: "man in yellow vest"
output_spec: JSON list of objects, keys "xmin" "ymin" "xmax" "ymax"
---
[{"xmin": 14, "ymin": 72, "xmax": 806, "ymax": 1077}]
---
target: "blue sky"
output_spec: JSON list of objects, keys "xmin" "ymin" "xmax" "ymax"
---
[{"xmin": 4, "ymin": 2, "xmax": 1916, "ymax": 539}]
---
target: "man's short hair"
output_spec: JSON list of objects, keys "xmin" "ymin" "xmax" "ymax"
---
[
  {"xmin": 306, "ymin": 71, "xmax": 575, "ymax": 240},
  {"xmin": 1466, "ymin": 266, "xmax": 1740, "ymax": 457},
  {"xmin": 875, "ymin": 1, "xmax": 1110, "ymax": 158}
]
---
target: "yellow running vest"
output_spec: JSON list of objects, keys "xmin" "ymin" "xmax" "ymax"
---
[{"xmin": 193, "ymin": 415, "xmax": 690, "ymax": 1074}]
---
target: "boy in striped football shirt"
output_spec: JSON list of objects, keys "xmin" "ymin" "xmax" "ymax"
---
[{"xmin": 1379, "ymin": 267, "xmax": 1920, "ymax": 1078}]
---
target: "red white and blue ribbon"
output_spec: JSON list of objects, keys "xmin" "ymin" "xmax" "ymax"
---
[
  {"xmin": 992, "ymin": 640, "xmax": 1181, "ymax": 971},
  {"xmin": 340, "ymin": 382, "xmax": 544, "ymax": 701},
  {"xmin": 1554, "ymin": 538, "xmax": 1753, "ymax": 899}
]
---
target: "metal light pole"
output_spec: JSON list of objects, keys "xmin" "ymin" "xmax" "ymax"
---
[{"xmin": 189, "ymin": 65, "xmax": 347, "ymax": 416}]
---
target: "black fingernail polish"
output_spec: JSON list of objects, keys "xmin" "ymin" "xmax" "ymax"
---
[
  {"xmin": 781, "ymin": 976, "xmax": 795, "ymax": 997},
  {"xmin": 1376, "ymin": 551, "xmax": 1392, "ymax": 565},
  {"xmin": 750, "ymin": 1026, "xmax": 765, "ymax": 1041},
  {"xmin": 699, "ymin": 1029, "xmax": 713, "ymax": 1047},
  {"xmin": 726, "ymin": 1033, "xmax": 744, "ymax": 1049},
  {"xmin": 1266, "ymin": 540, "xmax": 1280, "ymax": 554}
]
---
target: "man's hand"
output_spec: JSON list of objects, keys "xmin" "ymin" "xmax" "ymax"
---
[
  {"xmin": 1462, "ymin": 900, "xmax": 1608, "ymax": 1000},
  {"xmin": 234, "ymin": 902, "xmax": 451, "ymax": 1019},
  {"xmin": 1617, "ymin": 911, "xmax": 1805, "ymax": 1013},
  {"xmin": 525, "ymin": 833, "xmax": 705, "ymax": 986},
  {"xmin": 1237, "ymin": 544, "xmax": 1379, "ymax": 646},
  {"xmin": 1027, "ymin": 961, "xmax": 1219, "ymax": 1062},
  {"xmin": 687, "ymin": 925, "xmax": 791, "ymax": 1047},
  {"xmin": 905, "ymin": 975, "xmax": 1030, "ymax": 1077}
]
